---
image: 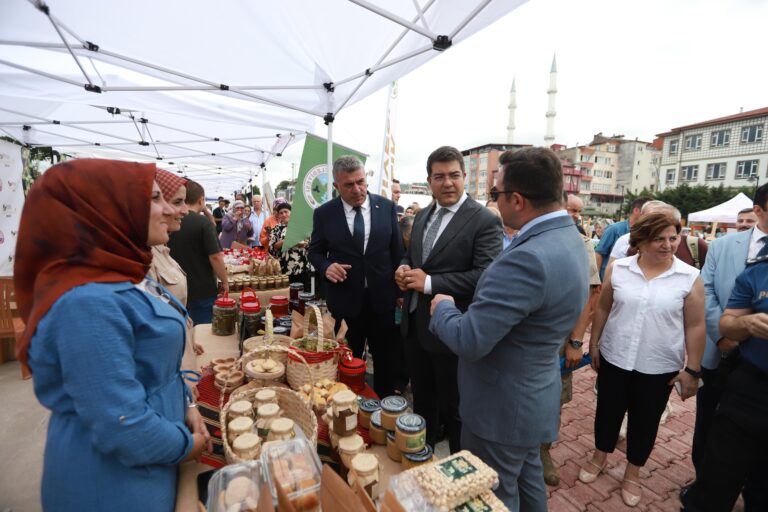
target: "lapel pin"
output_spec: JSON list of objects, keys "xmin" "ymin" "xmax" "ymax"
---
[{"xmin": 375, "ymin": 205, "xmax": 380, "ymax": 208}]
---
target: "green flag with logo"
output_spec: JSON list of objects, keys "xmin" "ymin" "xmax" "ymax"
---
[{"xmin": 283, "ymin": 134, "xmax": 367, "ymax": 251}]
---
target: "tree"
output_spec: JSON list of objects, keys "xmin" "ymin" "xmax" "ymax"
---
[
  {"xmin": 275, "ymin": 180, "xmax": 291, "ymax": 192},
  {"xmin": 251, "ymin": 184, "xmax": 261, "ymax": 196},
  {"xmin": 623, "ymin": 184, "xmax": 756, "ymax": 219}
]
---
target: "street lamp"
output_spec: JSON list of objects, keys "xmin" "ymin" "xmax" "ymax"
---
[{"xmin": 748, "ymin": 173, "xmax": 760, "ymax": 199}]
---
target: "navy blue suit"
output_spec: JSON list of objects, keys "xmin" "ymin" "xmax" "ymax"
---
[{"xmin": 309, "ymin": 193, "xmax": 403, "ymax": 396}]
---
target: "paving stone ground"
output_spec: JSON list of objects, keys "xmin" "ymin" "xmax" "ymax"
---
[{"xmin": 545, "ymin": 367, "xmax": 744, "ymax": 512}]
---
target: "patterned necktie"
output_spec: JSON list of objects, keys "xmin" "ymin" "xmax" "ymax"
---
[
  {"xmin": 353, "ymin": 206, "xmax": 365, "ymax": 254},
  {"xmin": 422, "ymin": 207, "xmax": 449, "ymax": 262}
]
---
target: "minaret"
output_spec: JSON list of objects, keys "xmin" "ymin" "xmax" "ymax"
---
[
  {"xmin": 544, "ymin": 54, "xmax": 557, "ymax": 148},
  {"xmin": 506, "ymin": 76, "xmax": 516, "ymax": 143}
]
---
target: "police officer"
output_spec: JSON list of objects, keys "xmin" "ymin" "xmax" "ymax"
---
[{"xmin": 683, "ymin": 187, "xmax": 768, "ymax": 512}]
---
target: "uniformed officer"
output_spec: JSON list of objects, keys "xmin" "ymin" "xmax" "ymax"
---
[{"xmin": 683, "ymin": 242, "xmax": 768, "ymax": 512}]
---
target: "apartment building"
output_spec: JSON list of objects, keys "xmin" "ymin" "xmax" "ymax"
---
[
  {"xmin": 460, "ymin": 143, "xmax": 531, "ymax": 201},
  {"xmin": 657, "ymin": 107, "xmax": 768, "ymax": 191}
]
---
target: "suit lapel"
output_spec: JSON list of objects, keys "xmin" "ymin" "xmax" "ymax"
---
[
  {"xmin": 731, "ymin": 228, "xmax": 752, "ymax": 275},
  {"xmin": 424, "ymin": 200, "xmax": 478, "ymax": 264},
  {"xmin": 331, "ymin": 198, "xmax": 357, "ymax": 251}
]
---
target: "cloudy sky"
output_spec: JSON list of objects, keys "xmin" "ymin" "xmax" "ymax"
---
[{"xmin": 264, "ymin": 0, "xmax": 768, "ymax": 186}]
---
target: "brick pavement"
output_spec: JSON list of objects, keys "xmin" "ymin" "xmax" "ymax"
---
[{"xmin": 545, "ymin": 368, "xmax": 744, "ymax": 511}]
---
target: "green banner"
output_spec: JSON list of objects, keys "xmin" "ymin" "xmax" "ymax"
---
[{"xmin": 283, "ymin": 134, "xmax": 367, "ymax": 251}]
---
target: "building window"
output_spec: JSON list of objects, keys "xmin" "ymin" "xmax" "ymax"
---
[
  {"xmin": 581, "ymin": 181, "xmax": 590, "ymax": 191},
  {"xmin": 606, "ymin": 144, "xmax": 617, "ymax": 152},
  {"xmin": 580, "ymin": 154, "xmax": 591, "ymax": 162},
  {"xmin": 684, "ymin": 134, "xmax": 702, "ymax": 151},
  {"xmin": 706, "ymin": 162, "xmax": 727, "ymax": 181},
  {"xmin": 681, "ymin": 165, "xmax": 698, "ymax": 181},
  {"xmin": 605, "ymin": 171, "xmax": 612, "ymax": 179},
  {"xmin": 669, "ymin": 139, "xmax": 679, "ymax": 155},
  {"xmin": 479, "ymin": 154, "xmax": 488, "ymax": 169},
  {"xmin": 741, "ymin": 125, "xmax": 763, "ymax": 143},
  {"xmin": 710, "ymin": 130, "xmax": 730, "ymax": 148},
  {"xmin": 736, "ymin": 160, "xmax": 759, "ymax": 179},
  {"xmin": 666, "ymin": 169, "xmax": 676, "ymax": 183}
]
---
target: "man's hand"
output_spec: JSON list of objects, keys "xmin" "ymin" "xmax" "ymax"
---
[
  {"xmin": 669, "ymin": 371, "xmax": 699, "ymax": 401},
  {"xmin": 395, "ymin": 265, "xmax": 412, "ymax": 291},
  {"xmin": 589, "ymin": 344, "xmax": 600, "ymax": 371},
  {"xmin": 325, "ymin": 263, "xmax": 352, "ymax": 283},
  {"xmin": 717, "ymin": 337, "xmax": 739, "ymax": 353},
  {"xmin": 564, "ymin": 343, "xmax": 584, "ymax": 369},
  {"xmin": 403, "ymin": 268, "xmax": 427, "ymax": 293},
  {"xmin": 430, "ymin": 294, "xmax": 454, "ymax": 315},
  {"xmin": 743, "ymin": 312, "xmax": 768, "ymax": 339}
]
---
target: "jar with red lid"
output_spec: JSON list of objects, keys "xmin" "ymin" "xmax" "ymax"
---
[
  {"xmin": 212, "ymin": 293, "xmax": 237, "ymax": 336},
  {"xmin": 269, "ymin": 295, "xmax": 289, "ymax": 318},
  {"xmin": 339, "ymin": 354, "xmax": 366, "ymax": 393},
  {"xmin": 240, "ymin": 297, "xmax": 263, "ymax": 338}
]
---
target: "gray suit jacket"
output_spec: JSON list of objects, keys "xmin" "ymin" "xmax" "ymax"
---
[
  {"xmin": 430, "ymin": 213, "xmax": 589, "ymax": 446},
  {"xmin": 700, "ymin": 228, "xmax": 753, "ymax": 369},
  {"xmin": 401, "ymin": 198, "xmax": 502, "ymax": 353}
]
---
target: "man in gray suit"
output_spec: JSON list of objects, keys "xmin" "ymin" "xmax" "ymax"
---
[
  {"xmin": 396, "ymin": 145, "xmax": 502, "ymax": 453},
  {"xmin": 430, "ymin": 148, "xmax": 589, "ymax": 510}
]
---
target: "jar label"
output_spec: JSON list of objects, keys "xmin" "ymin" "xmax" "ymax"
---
[
  {"xmin": 405, "ymin": 432, "xmax": 426, "ymax": 450},
  {"xmin": 453, "ymin": 496, "xmax": 491, "ymax": 512},
  {"xmin": 346, "ymin": 415, "xmax": 357, "ymax": 431},
  {"xmin": 437, "ymin": 456, "xmax": 477, "ymax": 482},
  {"xmin": 257, "ymin": 428, "xmax": 270, "ymax": 438}
]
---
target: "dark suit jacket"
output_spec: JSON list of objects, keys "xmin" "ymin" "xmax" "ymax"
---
[
  {"xmin": 401, "ymin": 197, "xmax": 502, "ymax": 353},
  {"xmin": 308, "ymin": 193, "xmax": 403, "ymax": 319}
]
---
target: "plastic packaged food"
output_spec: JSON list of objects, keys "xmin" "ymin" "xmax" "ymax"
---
[
  {"xmin": 206, "ymin": 460, "xmax": 265, "ymax": 512},
  {"xmin": 410, "ymin": 450, "xmax": 500, "ymax": 510},
  {"xmin": 261, "ymin": 438, "xmax": 322, "ymax": 512}
]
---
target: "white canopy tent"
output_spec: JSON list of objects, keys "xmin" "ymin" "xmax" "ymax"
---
[
  {"xmin": 0, "ymin": 0, "xmax": 528, "ymax": 195},
  {"xmin": 688, "ymin": 192, "xmax": 754, "ymax": 224}
]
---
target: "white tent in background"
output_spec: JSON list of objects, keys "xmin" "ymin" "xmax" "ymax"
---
[
  {"xmin": 687, "ymin": 193, "xmax": 754, "ymax": 224},
  {"xmin": 0, "ymin": 0, "xmax": 529, "ymax": 195}
]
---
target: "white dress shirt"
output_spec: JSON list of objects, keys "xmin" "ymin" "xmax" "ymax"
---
[
  {"xmin": 609, "ymin": 232, "xmax": 631, "ymax": 260},
  {"xmin": 748, "ymin": 225, "xmax": 768, "ymax": 259},
  {"xmin": 600, "ymin": 255, "xmax": 699, "ymax": 374},
  {"xmin": 341, "ymin": 194, "xmax": 371, "ymax": 253},
  {"xmin": 422, "ymin": 193, "xmax": 469, "ymax": 294}
]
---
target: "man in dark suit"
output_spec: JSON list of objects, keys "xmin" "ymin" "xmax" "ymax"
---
[
  {"xmin": 430, "ymin": 148, "xmax": 589, "ymax": 509},
  {"xmin": 309, "ymin": 156, "xmax": 403, "ymax": 398},
  {"xmin": 395, "ymin": 146, "xmax": 502, "ymax": 453}
]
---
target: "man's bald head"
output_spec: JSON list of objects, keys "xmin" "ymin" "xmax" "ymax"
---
[{"xmin": 566, "ymin": 194, "xmax": 584, "ymax": 224}]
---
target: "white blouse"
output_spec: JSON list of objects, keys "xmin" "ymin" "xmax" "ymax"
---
[{"xmin": 600, "ymin": 255, "xmax": 699, "ymax": 374}]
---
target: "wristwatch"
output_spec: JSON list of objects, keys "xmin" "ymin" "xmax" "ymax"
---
[
  {"xmin": 684, "ymin": 366, "xmax": 702, "ymax": 379},
  {"xmin": 568, "ymin": 339, "xmax": 584, "ymax": 349}
]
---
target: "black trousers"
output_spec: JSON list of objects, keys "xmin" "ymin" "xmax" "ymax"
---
[
  {"xmin": 594, "ymin": 354, "xmax": 676, "ymax": 466},
  {"xmin": 339, "ymin": 288, "xmax": 396, "ymax": 398},
  {"xmin": 405, "ymin": 316, "xmax": 461, "ymax": 453},
  {"xmin": 683, "ymin": 362, "xmax": 768, "ymax": 512},
  {"xmin": 692, "ymin": 367, "xmax": 721, "ymax": 476}
]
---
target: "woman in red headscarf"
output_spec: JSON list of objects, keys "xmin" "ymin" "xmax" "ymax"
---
[{"xmin": 15, "ymin": 159, "xmax": 208, "ymax": 512}]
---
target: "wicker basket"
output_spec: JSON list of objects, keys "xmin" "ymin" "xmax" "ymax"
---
[
  {"xmin": 286, "ymin": 304, "xmax": 341, "ymax": 390},
  {"xmin": 242, "ymin": 309, "xmax": 293, "ymax": 365},
  {"xmin": 220, "ymin": 346, "xmax": 317, "ymax": 465}
]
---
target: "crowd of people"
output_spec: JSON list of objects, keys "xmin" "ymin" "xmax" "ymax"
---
[{"xmin": 11, "ymin": 147, "xmax": 768, "ymax": 511}]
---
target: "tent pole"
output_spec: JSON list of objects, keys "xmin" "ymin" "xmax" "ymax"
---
[
  {"xmin": 346, "ymin": 0, "xmax": 436, "ymax": 40},
  {"xmin": 327, "ymin": 121, "xmax": 333, "ymax": 201}
]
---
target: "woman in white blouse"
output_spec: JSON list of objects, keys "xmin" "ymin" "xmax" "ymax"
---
[{"xmin": 579, "ymin": 212, "xmax": 705, "ymax": 507}]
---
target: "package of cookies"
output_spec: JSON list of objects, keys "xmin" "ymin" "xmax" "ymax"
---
[
  {"xmin": 206, "ymin": 460, "xmax": 265, "ymax": 512},
  {"xmin": 261, "ymin": 438, "xmax": 322, "ymax": 511}
]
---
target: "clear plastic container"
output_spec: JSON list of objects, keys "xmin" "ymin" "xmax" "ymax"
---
[
  {"xmin": 206, "ymin": 460, "xmax": 265, "ymax": 512},
  {"xmin": 261, "ymin": 438, "xmax": 322, "ymax": 511}
]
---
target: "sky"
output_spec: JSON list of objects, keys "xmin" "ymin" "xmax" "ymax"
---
[{"xmin": 263, "ymin": 0, "xmax": 768, "ymax": 187}]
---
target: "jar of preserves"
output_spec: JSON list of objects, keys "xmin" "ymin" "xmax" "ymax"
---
[
  {"xmin": 253, "ymin": 389, "xmax": 278, "ymax": 410},
  {"xmin": 339, "ymin": 356, "xmax": 366, "ymax": 393},
  {"xmin": 212, "ymin": 293, "xmax": 237, "ymax": 336},
  {"xmin": 228, "ymin": 400, "xmax": 254, "ymax": 421},
  {"xmin": 337, "ymin": 434, "xmax": 365, "ymax": 469},
  {"xmin": 401, "ymin": 444, "xmax": 434, "ymax": 470},
  {"xmin": 329, "ymin": 390, "xmax": 359, "ymax": 437},
  {"xmin": 350, "ymin": 453, "xmax": 380, "ymax": 500},
  {"xmin": 368, "ymin": 410, "xmax": 386, "ymax": 445},
  {"xmin": 380, "ymin": 396, "xmax": 408, "ymax": 431},
  {"xmin": 289, "ymin": 282, "xmax": 304, "ymax": 301},
  {"xmin": 267, "ymin": 418, "xmax": 296, "ymax": 442},
  {"xmin": 255, "ymin": 403, "xmax": 281, "ymax": 440},
  {"xmin": 395, "ymin": 413, "xmax": 426, "ymax": 453},
  {"xmin": 386, "ymin": 431, "xmax": 401, "ymax": 462},
  {"xmin": 358, "ymin": 398, "xmax": 380, "ymax": 430},
  {"xmin": 280, "ymin": 275, "xmax": 289, "ymax": 287},
  {"xmin": 240, "ymin": 299, "xmax": 263, "ymax": 338},
  {"xmin": 232, "ymin": 432, "xmax": 261, "ymax": 460},
  {"xmin": 269, "ymin": 295, "xmax": 289, "ymax": 317},
  {"xmin": 228, "ymin": 416, "xmax": 254, "ymax": 441}
]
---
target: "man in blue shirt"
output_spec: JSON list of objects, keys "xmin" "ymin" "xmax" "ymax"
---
[{"xmin": 594, "ymin": 196, "xmax": 650, "ymax": 280}]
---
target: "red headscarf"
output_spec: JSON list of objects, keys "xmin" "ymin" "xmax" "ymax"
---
[
  {"xmin": 14, "ymin": 159, "xmax": 157, "ymax": 378},
  {"xmin": 155, "ymin": 168, "xmax": 188, "ymax": 202}
]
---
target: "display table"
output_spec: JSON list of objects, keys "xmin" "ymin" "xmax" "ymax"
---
[{"xmin": 178, "ymin": 324, "xmax": 403, "ymax": 511}]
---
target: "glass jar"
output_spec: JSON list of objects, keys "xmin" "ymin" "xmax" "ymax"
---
[
  {"xmin": 253, "ymin": 389, "xmax": 278, "ymax": 411},
  {"xmin": 266, "ymin": 276, "xmax": 276, "ymax": 289},
  {"xmin": 350, "ymin": 453, "xmax": 380, "ymax": 500},
  {"xmin": 267, "ymin": 418, "xmax": 296, "ymax": 442},
  {"xmin": 228, "ymin": 416, "xmax": 254, "ymax": 441},
  {"xmin": 289, "ymin": 283, "xmax": 304, "ymax": 301},
  {"xmin": 269, "ymin": 296, "xmax": 290, "ymax": 318},
  {"xmin": 358, "ymin": 398, "xmax": 380, "ymax": 430},
  {"xmin": 257, "ymin": 277, "xmax": 266, "ymax": 291},
  {"xmin": 380, "ymin": 396, "xmax": 408, "ymax": 431},
  {"xmin": 329, "ymin": 390, "xmax": 359, "ymax": 437},
  {"xmin": 337, "ymin": 434, "xmax": 365, "ymax": 469},
  {"xmin": 212, "ymin": 293, "xmax": 237, "ymax": 336},
  {"xmin": 232, "ymin": 432, "xmax": 261, "ymax": 460},
  {"xmin": 255, "ymin": 403, "xmax": 281, "ymax": 440},
  {"xmin": 395, "ymin": 413, "xmax": 426, "ymax": 453},
  {"xmin": 228, "ymin": 400, "xmax": 254, "ymax": 421},
  {"xmin": 401, "ymin": 444, "xmax": 434, "ymax": 471},
  {"xmin": 272, "ymin": 326, "xmax": 289, "ymax": 337},
  {"xmin": 281, "ymin": 275, "xmax": 289, "ymax": 287},
  {"xmin": 240, "ymin": 299, "xmax": 263, "ymax": 338},
  {"xmin": 386, "ymin": 431, "xmax": 401, "ymax": 462},
  {"xmin": 368, "ymin": 410, "xmax": 386, "ymax": 445},
  {"xmin": 339, "ymin": 357, "xmax": 366, "ymax": 393}
]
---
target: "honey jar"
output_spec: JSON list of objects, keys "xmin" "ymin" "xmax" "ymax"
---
[
  {"xmin": 232, "ymin": 432, "xmax": 261, "ymax": 460},
  {"xmin": 386, "ymin": 431, "xmax": 401, "ymax": 462},
  {"xmin": 267, "ymin": 418, "xmax": 295, "ymax": 442},
  {"xmin": 357, "ymin": 398, "xmax": 380, "ymax": 430},
  {"xmin": 228, "ymin": 416, "xmax": 254, "ymax": 441},
  {"xmin": 380, "ymin": 396, "xmax": 407, "ymax": 431},
  {"xmin": 368, "ymin": 410, "xmax": 386, "ymax": 445},
  {"xmin": 337, "ymin": 434, "xmax": 365, "ymax": 469},
  {"xmin": 395, "ymin": 413, "xmax": 426, "ymax": 453},
  {"xmin": 228, "ymin": 400, "xmax": 254, "ymax": 421},
  {"xmin": 329, "ymin": 390, "xmax": 359, "ymax": 437}
]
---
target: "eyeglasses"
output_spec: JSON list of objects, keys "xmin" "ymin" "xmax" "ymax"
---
[{"xmin": 490, "ymin": 186, "xmax": 515, "ymax": 202}]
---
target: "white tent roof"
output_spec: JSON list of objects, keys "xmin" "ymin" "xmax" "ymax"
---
[
  {"xmin": 0, "ymin": 0, "xmax": 527, "ymax": 194},
  {"xmin": 688, "ymin": 192, "xmax": 754, "ymax": 224}
]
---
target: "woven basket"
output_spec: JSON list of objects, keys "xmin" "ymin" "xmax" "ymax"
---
[
  {"xmin": 242, "ymin": 309, "xmax": 293, "ymax": 365},
  {"xmin": 220, "ymin": 345, "xmax": 317, "ymax": 465},
  {"xmin": 286, "ymin": 304, "xmax": 341, "ymax": 390}
]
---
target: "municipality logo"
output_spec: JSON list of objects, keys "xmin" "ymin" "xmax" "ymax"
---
[{"xmin": 303, "ymin": 164, "xmax": 330, "ymax": 209}]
